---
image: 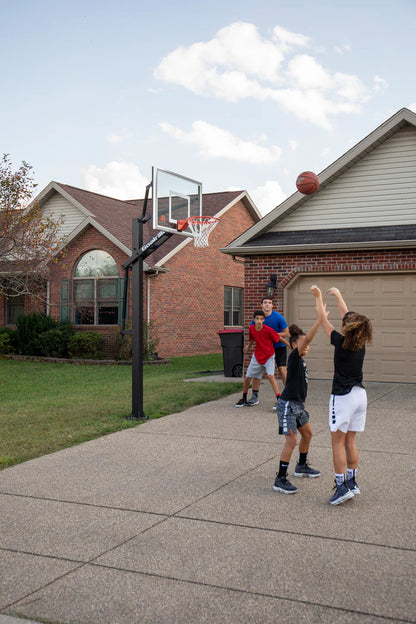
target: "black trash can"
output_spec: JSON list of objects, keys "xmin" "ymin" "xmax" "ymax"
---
[{"xmin": 217, "ymin": 329, "xmax": 244, "ymax": 377}]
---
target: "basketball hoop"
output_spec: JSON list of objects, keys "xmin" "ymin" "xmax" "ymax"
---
[{"xmin": 178, "ymin": 216, "xmax": 219, "ymax": 247}]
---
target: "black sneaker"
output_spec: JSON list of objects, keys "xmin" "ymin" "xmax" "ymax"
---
[
  {"xmin": 329, "ymin": 480, "xmax": 354, "ymax": 505},
  {"xmin": 346, "ymin": 477, "xmax": 360, "ymax": 495},
  {"xmin": 273, "ymin": 475, "xmax": 297, "ymax": 494},
  {"xmin": 294, "ymin": 463, "xmax": 321, "ymax": 478},
  {"xmin": 234, "ymin": 398, "xmax": 248, "ymax": 408}
]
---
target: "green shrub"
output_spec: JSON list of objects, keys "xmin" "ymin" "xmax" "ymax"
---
[
  {"xmin": 37, "ymin": 321, "xmax": 74, "ymax": 358},
  {"xmin": 116, "ymin": 320, "xmax": 160, "ymax": 360},
  {"xmin": 0, "ymin": 327, "xmax": 17, "ymax": 355},
  {"xmin": 16, "ymin": 313, "xmax": 57, "ymax": 355},
  {"xmin": 67, "ymin": 332, "xmax": 106, "ymax": 359},
  {"xmin": 145, "ymin": 320, "xmax": 160, "ymax": 360},
  {"xmin": 116, "ymin": 326, "xmax": 132, "ymax": 360}
]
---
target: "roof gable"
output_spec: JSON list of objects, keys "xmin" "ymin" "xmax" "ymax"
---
[
  {"xmin": 34, "ymin": 183, "xmax": 260, "ymax": 265},
  {"xmin": 224, "ymin": 107, "xmax": 416, "ymax": 254}
]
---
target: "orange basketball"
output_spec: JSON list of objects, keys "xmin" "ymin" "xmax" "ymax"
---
[{"xmin": 296, "ymin": 171, "xmax": 320, "ymax": 195}]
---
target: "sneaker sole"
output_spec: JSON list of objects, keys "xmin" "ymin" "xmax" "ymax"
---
[
  {"xmin": 273, "ymin": 485, "xmax": 297, "ymax": 494},
  {"xmin": 329, "ymin": 490, "xmax": 354, "ymax": 505},
  {"xmin": 234, "ymin": 404, "xmax": 247, "ymax": 408},
  {"xmin": 294, "ymin": 471, "xmax": 321, "ymax": 478},
  {"xmin": 246, "ymin": 402, "xmax": 259, "ymax": 407}
]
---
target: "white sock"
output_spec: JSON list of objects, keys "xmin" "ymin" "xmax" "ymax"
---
[
  {"xmin": 335, "ymin": 473, "xmax": 345, "ymax": 485},
  {"xmin": 347, "ymin": 468, "xmax": 356, "ymax": 480}
]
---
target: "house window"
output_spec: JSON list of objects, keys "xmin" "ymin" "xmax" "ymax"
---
[
  {"xmin": 73, "ymin": 250, "xmax": 119, "ymax": 325},
  {"xmin": 224, "ymin": 286, "xmax": 243, "ymax": 326},
  {"xmin": 6, "ymin": 295, "xmax": 24, "ymax": 325}
]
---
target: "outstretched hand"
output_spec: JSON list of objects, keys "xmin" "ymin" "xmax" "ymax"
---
[
  {"xmin": 310, "ymin": 284, "xmax": 322, "ymax": 298},
  {"xmin": 327, "ymin": 287, "xmax": 341, "ymax": 297}
]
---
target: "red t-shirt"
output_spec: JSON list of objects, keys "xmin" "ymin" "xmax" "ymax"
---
[{"xmin": 249, "ymin": 324, "xmax": 281, "ymax": 364}]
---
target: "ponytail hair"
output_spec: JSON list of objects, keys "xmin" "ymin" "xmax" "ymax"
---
[
  {"xmin": 342, "ymin": 312, "xmax": 373, "ymax": 351},
  {"xmin": 288, "ymin": 323, "xmax": 305, "ymax": 348}
]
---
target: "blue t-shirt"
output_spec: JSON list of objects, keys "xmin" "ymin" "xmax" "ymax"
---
[{"xmin": 251, "ymin": 310, "xmax": 287, "ymax": 348}]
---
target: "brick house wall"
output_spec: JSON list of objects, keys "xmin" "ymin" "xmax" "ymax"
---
[
  {"xmin": 149, "ymin": 199, "xmax": 255, "ymax": 358},
  {"xmin": 48, "ymin": 225, "xmax": 129, "ymax": 359},
  {"xmin": 39, "ymin": 198, "xmax": 256, "ymax": 359},
  {"xmin": 0, "ymin": 286, "xmax": 47, "ymax": 327}
]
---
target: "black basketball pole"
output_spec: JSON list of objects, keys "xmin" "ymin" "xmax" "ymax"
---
[
  {"xmin": 131, "ymin": 217, "xmax": 145, "ymax": 420},
  {"xmin": 122, "ymin": 181, "xmax": 174, "ymax": 420}
]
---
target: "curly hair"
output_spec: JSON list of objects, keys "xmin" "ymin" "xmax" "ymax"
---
[
  {"xmin": 288, "ymin": 323, "xmax": 305, "ymax": 348},
  {"xmin": 342, "ymin": 312, "xmax": 373, "ymax": 351}
]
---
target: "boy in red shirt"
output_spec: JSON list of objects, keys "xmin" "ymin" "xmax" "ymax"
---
[{"xmin": 235, "ymin": 309, "xmax": 289, "ymax": 407}]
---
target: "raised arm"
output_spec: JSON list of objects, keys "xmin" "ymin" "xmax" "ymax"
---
[
  {"xmin": 296, "ymin": 317, "xmax": 321, "ymax": 356},
  {"xmin": 327, "ymin": 287, "xmax": 348, "ymax": 318},
  {"xmin": 310, "ymin": 285, "xmax": 334, "ymax": 339}
]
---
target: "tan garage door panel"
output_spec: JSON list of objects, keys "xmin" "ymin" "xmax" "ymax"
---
[{"xmin": 285, "ymin": 273, "xmax": 416, "ymax": 383}]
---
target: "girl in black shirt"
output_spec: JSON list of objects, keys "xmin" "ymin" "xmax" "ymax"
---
[
  {"xmin": 311, "ymin": 285, "xmax": 373, "ymax": 506},
  {"xmin": 273, "ymin": 317, "xmax": 322, "ymax": 494}
]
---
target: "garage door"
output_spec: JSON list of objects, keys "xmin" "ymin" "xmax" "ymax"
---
[{"xmin": 285, "ymin": 273, "xmax": 416, "ymax": 383}]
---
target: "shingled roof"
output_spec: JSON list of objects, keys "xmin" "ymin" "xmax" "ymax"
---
[
  {"xmin": 222, "ymin": 107, "xmax": 416, "ymax": 256},
  {"xmin": 36, "ymin": 183, "xmax": 256, "ymax": 267}
]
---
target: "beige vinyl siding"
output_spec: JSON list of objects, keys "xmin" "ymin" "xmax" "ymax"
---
[
  {"xmin": 42, "ymin": 194, "xmax": 86, "ymax": 237},
  {"xmin": 272, "ymin": 126, "xmax": 416, "ymax": 231},
  {"xmin": 285, "ymin": 273, "xmax": 416, "ymax": 383}
]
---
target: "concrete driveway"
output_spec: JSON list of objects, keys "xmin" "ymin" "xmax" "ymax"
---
[{"xmin": 0, "ymin": 379, "xmax": 415, "ymax": 624}]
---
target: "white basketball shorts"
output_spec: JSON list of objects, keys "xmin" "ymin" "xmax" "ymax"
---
[{"xmin": 329, "ymin": 385, "xmax": 367, "ymax": 433}]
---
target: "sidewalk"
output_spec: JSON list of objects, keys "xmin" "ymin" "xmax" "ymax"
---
[{"xmin": 0, "ymin": 379, "xmax": 415, "ymax": 624}]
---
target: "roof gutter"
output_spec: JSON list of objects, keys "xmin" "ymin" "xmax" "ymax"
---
[
  {"xmin": 222, "ymin": 239, "xmax": 416, "ymax": 256},
  {"xmin": 232, "ymin": 255, "xmax": 245, "ymax": 264}
]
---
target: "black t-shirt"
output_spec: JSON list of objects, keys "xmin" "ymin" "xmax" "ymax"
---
[
  {"xmin": 281, "ymin": 347, "xmax": 308, "ymax": 403},
  {"xmin": 331, "ymin": 330, "xmax": 365, "ymax": 395}
]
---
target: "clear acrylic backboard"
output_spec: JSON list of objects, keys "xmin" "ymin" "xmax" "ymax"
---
[{"xmin": 152, "ymin": 167, "xmax": 202, "ymax": 237}]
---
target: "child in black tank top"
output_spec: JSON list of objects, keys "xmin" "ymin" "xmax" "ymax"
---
[{"xmin": 273, "ymin": 313, "xmax": 323, "ymax": 495}]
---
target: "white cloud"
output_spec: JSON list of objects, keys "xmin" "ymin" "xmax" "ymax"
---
[
  {"xmin": 106, "ymin": 131, "xmax": 133, "ymax": 144},
  {"xmin": 289, "ymin": 139, "xmax": 298, "ymax": 151},
  {"xmin": 154, "ymin": 22, "xmax": 287, "ymax": 96},
  {"xmin": 250, "ymin": 179, "xmax": 287, "ymax": 215},
  {"xmin": 373, "ymin": 75, "xmax": 388, "ymax": 92},
  {"xmin": 160, "ymin": 120, "xmax": 282, "ymax": 164},
  {"xmin": 154, "ymin": 21, "xmax": 381, "ymax": 129},
  {"xmin": 269, "ymin": 88, "xmax": 337, "ymax": 130},
  {"xmin": 272, "ymin": 25, "xmax": 310, "ymax": 54},
  {"xmin": 334, "ymin": 43, "xmax": 351, "ymax": 55},
  {"xmin": 287, "ymin": 54, "xmax": 333, "ymax": 90},
  {"xmin": 83, "ymin": 161, "xmax": 149, "ymax": 199}
]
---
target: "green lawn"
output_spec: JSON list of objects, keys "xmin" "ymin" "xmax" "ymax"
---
[{"xmin": 0, "ymin": 354, "xmax": 241, "ymax": 469}]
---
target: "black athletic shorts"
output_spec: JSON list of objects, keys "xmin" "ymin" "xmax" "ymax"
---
[{"xmin": 275, "ymin": 346, "xmax": 287, "ymax": 368}]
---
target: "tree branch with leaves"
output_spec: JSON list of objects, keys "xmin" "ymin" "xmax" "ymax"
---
[{"xmin": 0, "ymin": 154, "xmax": 64, "ymax": 300}]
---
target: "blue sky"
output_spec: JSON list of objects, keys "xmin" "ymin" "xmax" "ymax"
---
[{"xmin": 2, "ymin": 0, "xmax": 416, "ymax": 214}]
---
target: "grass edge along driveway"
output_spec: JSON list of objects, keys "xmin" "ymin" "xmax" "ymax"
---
[{"xmin": 0, "ymin": 354, "xmax": 241, "ymax": 469}]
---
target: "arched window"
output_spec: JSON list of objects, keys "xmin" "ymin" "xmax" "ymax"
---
[{"xmin": 73, "ymin": 250, "xmax": 119, "ymax": 325}]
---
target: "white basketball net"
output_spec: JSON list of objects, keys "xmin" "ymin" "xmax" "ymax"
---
[{"xmin": 186, "ymin": 217, "xmax": 219, "ymax": 247}]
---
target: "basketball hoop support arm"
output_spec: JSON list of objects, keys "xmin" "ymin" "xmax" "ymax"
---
[{"xmin": 121, "ymin": 181, "xmax": 176, "ymax": 421}]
